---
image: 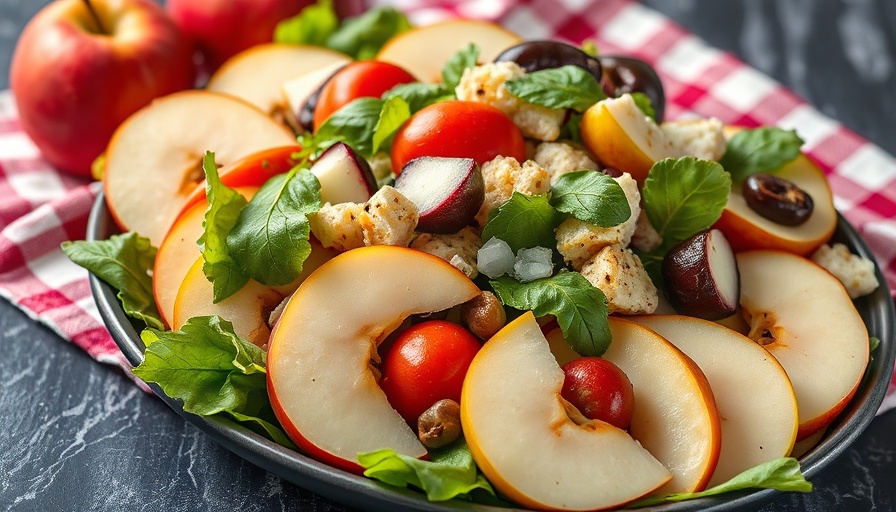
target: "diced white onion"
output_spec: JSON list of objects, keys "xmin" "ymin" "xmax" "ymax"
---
[{"xmin": 477, "ymin": 237, "xmax": 516, "ymax": 278}]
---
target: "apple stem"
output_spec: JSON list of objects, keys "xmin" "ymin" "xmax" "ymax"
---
[{"xmin": 81, "ymin": 0, "xmax": 107, "ymax": 34}]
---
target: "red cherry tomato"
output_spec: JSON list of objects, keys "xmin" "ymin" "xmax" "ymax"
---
[
  {"xmin": 379, "ymin": 320, "xmax": 482, "ymax": 424},
  {"xmin": 390, "ymin": 100, "xmax": 526, "ymax": 175},
  {"xmin": 313, "ymin": 60, "xmax": 416, "ymax": 129},
  {"xmin": 561, "ymin": 357, "xmax": 635, "ymax": 430}
]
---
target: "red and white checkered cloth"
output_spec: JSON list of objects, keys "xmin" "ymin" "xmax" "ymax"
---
[{"xmin": 2, "ymin": 0, "xmax": 895, "ymax": 411}]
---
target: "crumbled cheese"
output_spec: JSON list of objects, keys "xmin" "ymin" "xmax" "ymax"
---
[
  {"xmin": 579, "ymin": 245, "xmax": 658, "ymax": 315},
  {"xmin": 662, "ymin": 117, "xmax": 727, "ymax": 161},
  {"xmin": 411, "ymin": 227, "xmax": 482, "ymax": 279},
  {"xmin": 554, "ymin": 172, "xmax": 641, "ymax": 269},
  {"xmin": 309, "ymin": 202, "xmax": 365, "ymax": 252},
  {"xmin": 811, "ymin": 243, "xmax": 880, "ymax": 298},
  {"xmin": 475, "ymin": 155, "xmax": 551, "ymax": 226},
  {"xmin": 532, "ymin": 141, "xmax": 599, "ymax": 185},
  {"xmin": 630, "ymin": 210, "xmax": 663, "ymax": 252},
  {"xmin": 455, "ymin": 61, "xmax": 565, "ymax": 141},
  {"xmin": 310, "ymin": 186, "xmax": 418, "ymax": 251}
]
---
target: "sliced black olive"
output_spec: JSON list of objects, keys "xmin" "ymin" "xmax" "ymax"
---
[
  {"xmin": 494, "ymin": 40, "xmax": 602, "ymax": 82},
  {"xmin": 662, "ymin": 229, "xmax": 740, "ymax": 320},
  {"xmin": 742, "ymin": 173, "xmax": 814, "ymax": 226},
  {"xmin": 599, "ymin": 55, "xmax": 665, "ymax": 122}
]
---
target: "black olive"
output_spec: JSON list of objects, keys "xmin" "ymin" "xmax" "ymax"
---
[
  {"xmin": 494, "ymin": 40, "xmax": 602, "ymax": 83},
  {"xmin": 742, "ymin": 173, "xmax": 814, "ymax": 226},
  {"xmin": 599, "ymin": 55, "xmax": 665, "ymax": 122}
]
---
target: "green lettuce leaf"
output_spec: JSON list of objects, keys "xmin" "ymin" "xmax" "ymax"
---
[
  {"xmin": 226, "ymin": 168, "xmax": 321, "ymax": 287},
  {"xmin": 359, "ymin": 439, "xmax": 498, "ymax": 503},
  {"xmin": 62, "ymin": 232, "xmax": 163, "ymax": 329},
  {"xmin": 135, "ymin": 316, "xmax": 295, "ymax": 449},
  {"xmin": 630, "ymin": 92, "xmax": 656, "ymax": 121},
  {"xmin": 325, "ymin": 7, "xmax": 412, "ymax": 60},
  {"xmin": 372, "ymin": 96, "xmax": 411, "ymax": 154},
  {"xmin": 198, "ymin": 152, "xmax": 249, "ymax": 303},
  {"xmin": 442, "ymin": 43, "xmax": 480, "ymax": 90},
  {"xmin": 311, "ymin": 97, "xmax": 385, "ymax": 159},
  {"xmin": 505, "ymin": 65, "xmax": 606, "ymax": 111},
  {"xmin": 382, "ymin": 82, "xmax": 454, "ymax": 113},
  {"xmin": 481, "ymin": 192, "xmax": 563, "ymax": 253},
  {"xmin": 273, "ymin": 0, "xmax": 339, "ymax": 46},
  {"xmin": 720, "ymin": 127, "xmax": 805, "ymax": 183},
  {"xmin": 550, "ymin": 171, "xmax": 631, "ymax": 227},
  {"xmin": 491, "ymin": 271, "xmax": 611, "ymax": 356}
]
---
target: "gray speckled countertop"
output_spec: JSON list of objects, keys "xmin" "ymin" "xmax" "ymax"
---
[{"xmin": 1, "ymin": 1, "xmax": 895, "ymax": 511}]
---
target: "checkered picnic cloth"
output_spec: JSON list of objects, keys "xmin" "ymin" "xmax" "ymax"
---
[{"xmin": 2, "ymin": 0, "xmax": 895, "ymax": 411}]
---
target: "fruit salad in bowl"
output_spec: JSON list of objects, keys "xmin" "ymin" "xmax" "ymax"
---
[{"xmin": 70, "ymin": 3, "xmax": 895, "ymax": 511}]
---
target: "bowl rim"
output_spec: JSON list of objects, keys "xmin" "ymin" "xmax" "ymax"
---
[{"xmin": 87, "ymin": 191, "xmax": 895, "ymax": 512}]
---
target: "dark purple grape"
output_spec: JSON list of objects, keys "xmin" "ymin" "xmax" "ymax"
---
[
  {"xmin": 599, "ymin": 55, "xmax": 665, "ymax": 122},
  {"xmin": 297, "ymin": 65, "xmax": 345, "ymax": 133},
  {"xmin": 494, "ymin": 40, "xmax": 602, "ymax": 83}
]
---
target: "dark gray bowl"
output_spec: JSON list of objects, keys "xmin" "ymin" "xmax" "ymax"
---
[{"xmin": 87, "ymin": 192, "xmax": 894, "ymax": 512}]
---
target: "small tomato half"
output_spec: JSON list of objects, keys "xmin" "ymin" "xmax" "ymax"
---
[{"xmin": 313, "ymin": 60, "xmax": 416, "ymax": 130}]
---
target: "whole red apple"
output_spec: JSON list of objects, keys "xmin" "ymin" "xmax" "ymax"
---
[
  {"xmin": 10, "ymin": 0, "xmax": 195, "ymax": 177},
  {"xmin": 561, "ymin": 357, "xmax": 635, "ymax": 430}
]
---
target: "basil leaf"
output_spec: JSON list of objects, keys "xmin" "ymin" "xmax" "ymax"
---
[
  {"xmin": 62, "ymin": 232, "xmax": 163, "ymax": 329},
  {"xmin": 642, "ymin": 157, "xmax": 730, "ymax": 250},
  {"xmin": 481, "ymin": 192, "xmax": 563, "ymax": 253},
  {"xmin": 359, "ymin": 439, "xmax": 498, "ymax": 503},
  {"xmin": 382, "ymin": 82, "xmax": 454, "ymax": 113},
  {"xmin": 135, "ymin": 316, "xmax": 295, "ymax": 449},
  {"xmin": 274, "ymin": 0, "xmax": 339, "ymax": 46},
  {"xmin": 491, "ymin": 271, "xmax": 611, "ymax": 356},
  {"xmin": 720, "ymin": 127, "xmax": 804, "ymax": 183},
  {"xmin": 550, "ymin": 171, "xmax": 631, "ymax": 227},
  {"xmin": 561, "ymin": 111, "xmax": 584, "ymax": 143},
  {"xmin": 326, "ymin": 7, "xmax": 412, "ymax": 60},
  {"xmin": 630, "ymin": 92, "xmax": 656, "ymax": 121},
  {"xmin": 442, "ymin": 43, "xmax": 480, "ymax": 90},
  {"xmin": 198, "ymin": 152, "xmax": 249, "ymax": 303},
  {"xmin": 505, "ymin": 65, "xmax": 606, "ymax": 111},
  {"xmin": 629, "ymin": 457, "xmax": 811, "ymax": 508},
  {"xmin": 372, "ymin": 96, "xmax": 411, "ymax": 154},
  {"xmin": 226, "ymin": 168, "xmax": 321, "ymax": 287},
  {"xmin": 870, "ymin": 336, "xmax": 881, "ymax": 353},
  {"xmin": 314, "ymin": 97, "xmax": 385, "ymax": 158}
]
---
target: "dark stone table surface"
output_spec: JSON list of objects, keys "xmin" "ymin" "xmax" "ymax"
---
[{"xmin": 1, "ymin": 1, "xmax": 895, "ymax": 511}]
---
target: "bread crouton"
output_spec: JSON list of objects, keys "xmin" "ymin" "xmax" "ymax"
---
[
  {"xmin": 476, "ymin": 155, "xmax": 551, "ymax": 226},
  {"xmin": 309, "ymin": 202, "xmax": 365, "ymax": 252},
  {"xmin": 630, "ymin": 210, "xmax": 663, "ymax": 252},
  {"xmin": 411, "ymin": 227, "xmax": 482, "ymax": 278},
  {"xmin": 555, "ymin": 172, "xmax": 641, "ymax": 269},
  {"xmin": 811, "ymin": 243, "xmax": 880, "ymax": 298},
  {"xmin": 532, "ymin": 141, "xmax": 599, "ymax": 185},
  {"xmin": 359, "ymin": 186, "xmax": 418, "ymax": 247},
  {"xmin": 580, "ymin": 245, "xmax": 658, "ymax": 315}
]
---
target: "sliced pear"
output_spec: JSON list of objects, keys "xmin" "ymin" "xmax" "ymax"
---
[
  {"xmin": 267, "ymin": 246, "xmax": 481, "ymax": 474},
  {"xmin": 462, "ymin": 311, "xmax": 671, "ymax": 511}
]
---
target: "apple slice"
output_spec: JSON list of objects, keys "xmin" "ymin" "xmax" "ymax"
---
[
  {"xmin": 462, "ymin": 311, "xmax": 671, "ymax": 511},
  {"xmin": 376, "ymin": 19, "xmax": 522, "ymax": 83},
  {"xmin": 282, "ymin": 61, "xmax": 347, "ymax": 132},
  {"xmin": 393, "ymin": 157, "xmax": 484, "ymax": 234},
  {"xmin": 102, "ymin": 90, "xmax": 297, "ymax": 246},
  {"xmin": 737, "ymin": 250, "xmax": 870, "ymax": 440},
  {"xmin": 267, "ymin": 246, "xmax": 481, "ymax": 473},
  {"xmin": 714, "ymin": 154, "xmax": 837, "ymax": 255},
  {"xmin": 310, "ymin": 142, "xmax": 377, "ymax": 204},
  {"xmin": 630, "ymin": 314, "xmax": 798, "ymax": 487},
  {"xmin": 206, "ymin": 43, "xmax": 351, "ymax": 118}
]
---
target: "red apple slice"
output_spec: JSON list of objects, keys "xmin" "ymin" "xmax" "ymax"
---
[
  {"xmin": 102, "ymin": 90, "xmax": 297, "ymax": 246},
  {"xmin": 376, "ymin": 19, "xmax": 522, "ymax": 83},
  {"xmin": 393, "ymin": 156, "xmax": 484, "ymax": 233},
  {"xmin": 309, "ymin": 142, "xmax": 378, "ymax": 204},
  {"xmin": 630, "ymin": 314, "xmax": 798, "ymax": 487},
  {"xmin": 462, "ymin": 312, "xmax": 671, "ymax": 511},
  {"xmin": 267, "ymin": 246, "xmax": 481, "ymax": 473},
  {"xmin": 737, "ymin": 250, "xmax": 869, "ymax": 440}
]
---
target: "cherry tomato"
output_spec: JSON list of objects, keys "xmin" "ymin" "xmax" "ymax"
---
[
  {"xmin": 313, "ymin": 60, "xmax": 416, "ymax": 129},
  {"xmin": 561, "ymin": 357, "xmax": 635, "ymax": 430},
  {"xmin": 390, "ymin": 100, "xmax": 526, "ymax": 175},
  {"xmin": 379, "ymin": 319, "xmax": 482, "ymax": 424}
]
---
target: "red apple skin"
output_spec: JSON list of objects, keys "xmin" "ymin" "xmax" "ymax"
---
[
  {"xmin": 10, "ymin": 0, "xmax": 195, "ymax": 177},
  {"xmin": 167, "ymin": 0, "xmax": 311, "ymax": 72}
]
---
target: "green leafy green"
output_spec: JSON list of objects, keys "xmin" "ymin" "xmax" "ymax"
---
[
  {"xmin": 325, "ymin": 7, "xmax": 412, "ymax": 60},
  {"xmin": 550, "ymin": 171, "xmax": 631, "ymax": 227},
  {"xmin": 505, "ymin": 65, "xmax": 607, "ymax": 111},
  {"xmin": 630, "ymin": 92, "xmax": 656, "ymax": 121},
  {"xmin": 491, "ymin": 271, "xmax": 611, "ymax": 356},
  {"xmin": 359, "ymin": 439, "xmax": 497, "ymax": 503},
  {"xmin": 481, "ymin": 192, "xmax": 563, "ymax": 253},
  {"xmin": 273, "ymin": 0, "xmax": 339, "ymax": 47},
  {"xmin": 641, "ymin": 157, "xmax": 731, "ymax": 250},
  {"xmin": 561, "ymin": 111, "xmax": 584, "ymax": 143},
  {"xmin": 226, "ymin": 168, "xmax": 321, "ymax": 287},
  {"xmin": 628, "ymin": 457, "xmax": 811, "ymax": 508},
  {"xmin": 135, "ymin": 316, "xmax": 295, "ymax": 448},
  {"xmin": 719, "ymin": 127, "xmax": 805, "ymax": 183},
  {"xmin": 371, "ymin": 96, "xmax": 411, "ymax": 154},
  {"xmin": 442, "ymin": 43, "xmax": 480, "ymax": 90},
  {"xmin": 198, "ymin": 152, "xmax": 249, "ymax": 303},
  {"xmin": 871, "ymin": 336, "xmax": 881, "ymax": 353},
  {"xmin": 581, "ymin": 39, "xmax": 598, "ymax": 57},
  {"xmin": 309, "ymin": 97, "xmax": 385, "ymax": 159},
  {"xmin": 62, "ymin": 232, "xmax": 163, "ymax": 329},
  {"xmin": 382, "ymin": 82, "xmax": 454, "ymax": 113}
]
